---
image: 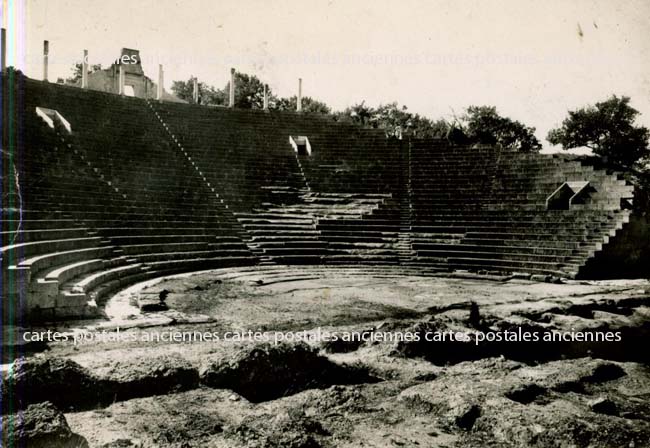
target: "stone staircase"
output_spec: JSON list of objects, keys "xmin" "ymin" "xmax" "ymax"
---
[
  {"xmin": 236, "ymin": 192, "xmax": 390, "ymax": 265},
  {"xmin": 395, "ymin": 138, "xmax": 418, "ymax": 267},
  {"xmin": 314, "ymin": 194, "xmax": 400, "ymax": 266},
  {"xmin": 236, "ymin": 209, "xmax": 322, "ymax": 265}
]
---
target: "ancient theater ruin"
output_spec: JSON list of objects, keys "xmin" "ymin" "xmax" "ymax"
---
[
  {"xmin": 0, "ymin": 44, "xmax": 646, "ymax": 322},
  {"xmin": 2, "ymin": 38, "xmax": 650, "ymax": 448}
]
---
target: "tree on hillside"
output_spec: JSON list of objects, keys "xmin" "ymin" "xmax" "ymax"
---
[
  {"xmin": 374, "ymin": 103, "xmax": 448, "ymax": 138},
  {"xmin": 173, "ymin": 72, "xmax": 270, "ymax": 108},
  {"xmin": 273, "ymin": 96, "xmax": 331, "ymax": 114},
  {"xmin": 2, "ymin": 66, "xmax": 24, "ymax": 77},
  {"xmin": 335, "ymin": 101, "xmax": 448, "ymax": 138},
  {"xmin": 170, "ymin": 78, "xmax": 223, "ymax": 105},
  {"xmin": 547, "ymin": 95, "xmax": 650, "ymax": 168},
  {"xmin": 334, "ymin": 102, "xmax": 376, "ymax": 127},
  {"xmin": 445, "ymin": 125, "xmax": 471, "ymax": 145},
  {"xmin": 412, "ymin": 116, "xmax": 450, "ymax": 139},
  {"xmin": 462, "ymin": 106, "xmax": 541, "ymax": 152},
  {"xmin": 170, "ymin": 79, "xmax": 193, "ymax": 102},
  {"xmin": 222, "ymin": 71, "xmax": 268, "ymax": 109},
  {"xmin": 64, "ymin": 62, "xmax": 103, "ymax": 84}
]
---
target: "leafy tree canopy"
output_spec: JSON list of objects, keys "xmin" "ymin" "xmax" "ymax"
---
[
  {"xmin": 335, "ymin": 101, "xmax": 448, "ymax": 139},
  {"xmin": 3, "ymin": 66, "xmax": 24, "ymax": 77},
  {"xmin": 462, "ymin": 106, "xmax": 541, "ymax": 152},
  {"xmin": 547, "ymin": 95, "xmax": 650, "ymax": 168},
  {"xmin": 223, "ymin": 72, "xmax": 267, "ymax": 109},
  {"xmin": 334, "ymin": 101, "xmax": 375, "ymax": 127},
  {"xmin": 171, "ymin": 71, "xmax": 333, "ymax": 112},
  {"xmin": 273, "ymin": 96, "xmax": 331, "ymax": 114},
  {"xmin": 170, "ymin": 78, "xmax": 222, "ymax": 105},
  {"xmin": 168, "ymin": 71, "xmax": 541, "ymax": 153},
  {"xmin": 64, "ymin": 62, "xmax": 103, "ymax": 84}
]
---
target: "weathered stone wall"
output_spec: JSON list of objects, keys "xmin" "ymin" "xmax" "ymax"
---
[
  {"xmin": 78, "ymin": 48, "xmax": 184, "ymax": 102},
  {"xmin": 84, "ymin": 67, "xmax": 183, "ymax": 102}
]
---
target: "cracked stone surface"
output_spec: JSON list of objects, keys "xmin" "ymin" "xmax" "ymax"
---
[{"xmin": 2, "ymin": 267, "xmax": 648, "ymax": 447}]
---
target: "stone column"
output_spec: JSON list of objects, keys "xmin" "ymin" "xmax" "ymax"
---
[
  {"xmin": 1, "ymin": 28, "xmax": 6, "ymax": 74},
  {"xmin": 263, "ymin": 84, "xmax": 269, "ymax": 110},
  {"xmin": 43, "ymin": 40, "xmax": 49, "ymax": 81},
  {"xmin": 81, "ymin": 50, "xmax": 88, "ymax": 88},
  {"xmin": 297, "ymin": 78, "xmax": 302, "ymax": 112},
  {"xmin": 157, "ymin": 64, "xmax": 164, "ymax": 100},
  {"xmin": 118, "ymin": 64, "xmax": 125, "ymax": 95},
  {"xmin": 192, "ymin": 76, "xmax": 199, "ymax": 103},
  {"xmin": 229, "ymin": 68, "xmax": 235, "ymax": 107}
]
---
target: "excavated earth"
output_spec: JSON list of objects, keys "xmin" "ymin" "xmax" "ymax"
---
[{"xmin": 2, "ymin": 266, "xmax": 650, "ymax": 447}]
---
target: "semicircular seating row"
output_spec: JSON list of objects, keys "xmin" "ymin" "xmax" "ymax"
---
[
  {"xmin": 2, "ymin": 79, "xmax": 254, "ymax": 321},
  {"xmin": 0, "ymin": 77, "xmax": 634, "ymax": 322}
]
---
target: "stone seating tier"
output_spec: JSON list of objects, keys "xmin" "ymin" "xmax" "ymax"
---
[
  {"xmin": 0, "ymin": 76, "xmax": 638, "ymax": 320},
  {"xmin": 1, "ymin": 79, "xmax": 254, "ymax": 320},
  {"xmin": 152, "ymin": 101, "xmax": 403, "ymax": 210}
]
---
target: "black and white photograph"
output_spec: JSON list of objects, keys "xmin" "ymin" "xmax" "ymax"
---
[{"xmin": 1, "ymin": 0, "xmax": 650, "ymax": 446}]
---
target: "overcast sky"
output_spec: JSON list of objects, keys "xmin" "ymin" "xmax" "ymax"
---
[{"xmin": 5, "ymin": 0, "xmax": 650, "ymax": 150}]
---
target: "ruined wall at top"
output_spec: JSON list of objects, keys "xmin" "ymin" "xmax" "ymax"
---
[{"xmin": 79, "ymin": 48, "xmax": 184, "ymax": 103}]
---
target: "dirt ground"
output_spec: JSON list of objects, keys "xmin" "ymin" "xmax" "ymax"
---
[{"xmin": 3, "ymin": 266, "xmax": 650, "ymax": 447}]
